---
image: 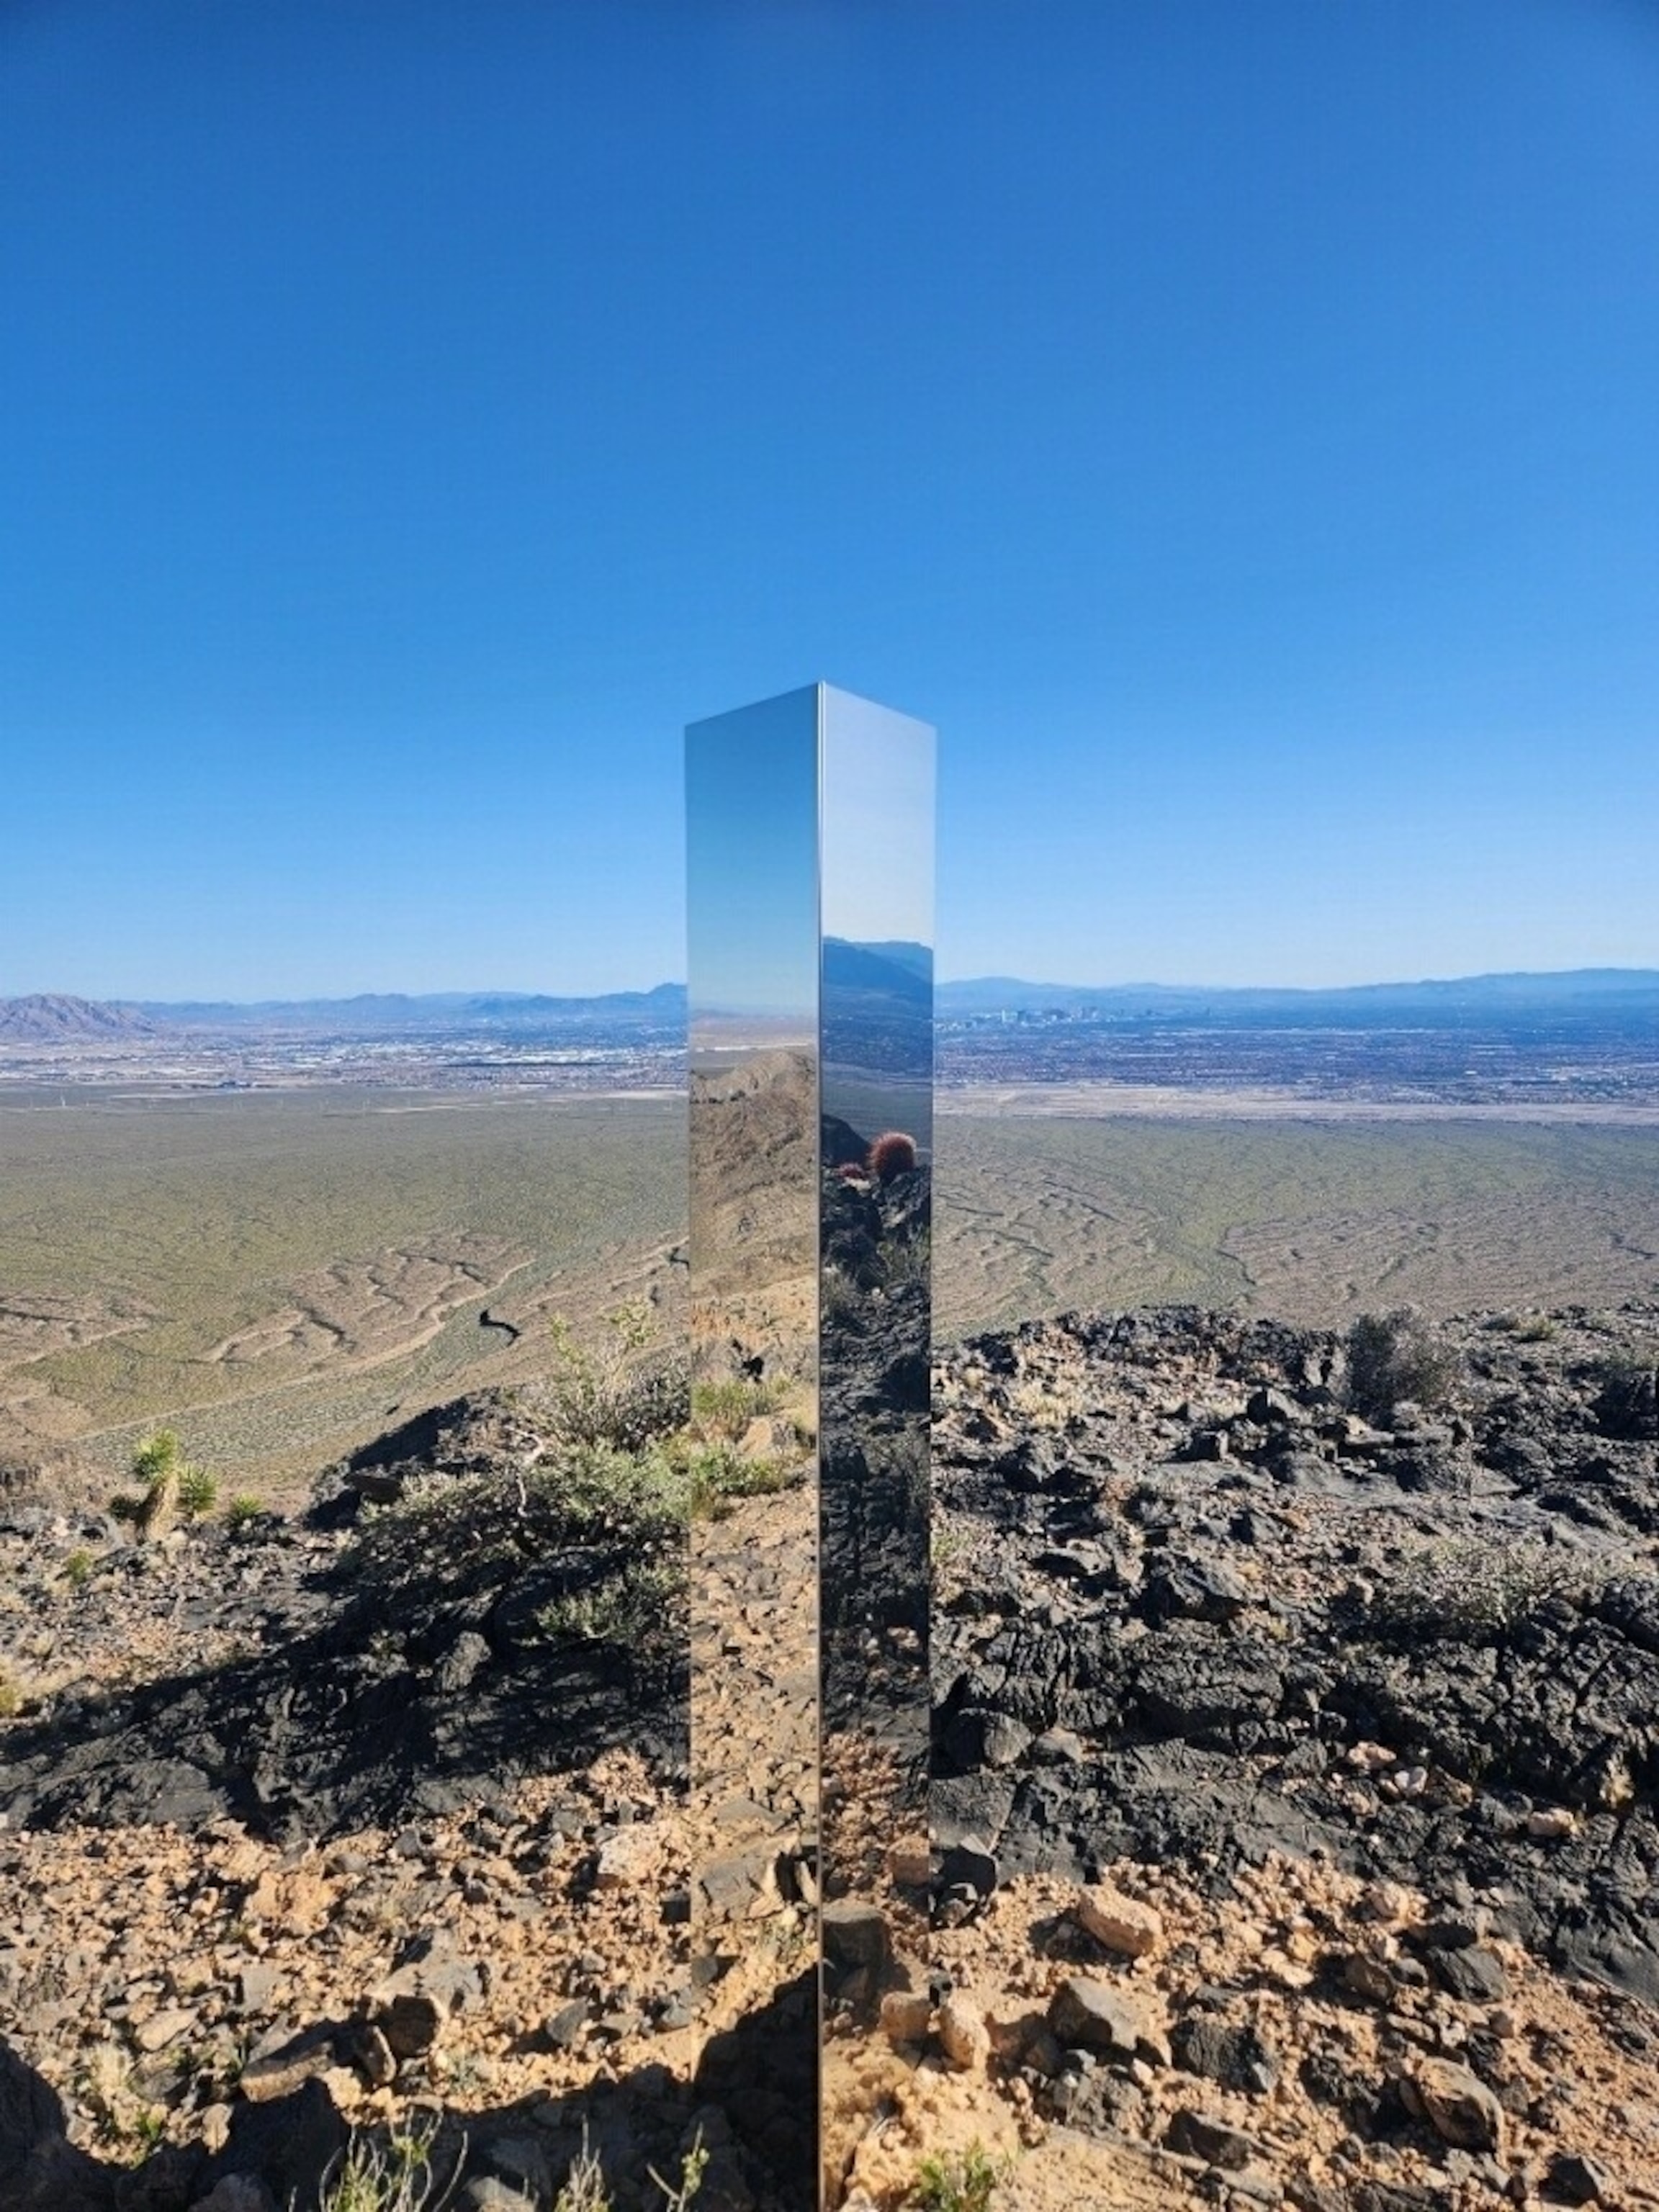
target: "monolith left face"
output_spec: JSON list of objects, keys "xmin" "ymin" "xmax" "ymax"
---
[{"xmin": 685, "ymin": 682, "xmax": 935, "ymax": 2208}]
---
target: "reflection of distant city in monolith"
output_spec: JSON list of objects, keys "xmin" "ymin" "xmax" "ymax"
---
[{"xmin": 686, "ymin": 684, "xmax": 935, "ymax": 2211}]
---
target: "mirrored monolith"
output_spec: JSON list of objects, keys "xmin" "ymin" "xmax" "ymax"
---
[
  {"xmin": 686, "ymin": 683, "xmax": 935, "ymax": 2211},
  {"xmin": 685, "ymin": 688, "xmax": 823, "ymax": 2205},
  {"xmin": 817, "ymin": 688, "xmax": 935, "ymax": 2206}
]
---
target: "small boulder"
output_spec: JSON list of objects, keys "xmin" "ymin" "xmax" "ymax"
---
[
  {"xmin": 1170, "ymin": 2017, "xmax": 1280, "ymax": 2095},
  {"xmin": 1403, "ymin": 2056, "xmax": 1504, "ymax": 2154},
  {"xmin": 878, "ymin": 1991, "xmax": 932, "ymax": 2046},
  {"xmin": 1048, "ymin": 1977, "xmax": 1154, "ymax": 2064},
  {"xmin": 937, "ymin": 1992, "xmax": 991, "ymax": 2073},
  {"xmin": 822, "ymin": 1899, "xmax": 889, "ymax": 1972},
  {"xmin": 1545, "ymin": 2149, "xmax": 1614, "ymax": 2204},
  {"xmin": 1164, "ymin": 2108, "xmax": 1262, "ymax": 2171},
  {"xmin": 1074, "ymin": 1882, "xmax": 1162, "ymax": 1959}
]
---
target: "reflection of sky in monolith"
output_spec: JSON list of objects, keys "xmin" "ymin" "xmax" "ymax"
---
[
  {"xmin": 819, "ymin": 686, "xmax": 936, "ymax": 953},
  {"xmin": 820, "ymin": 687, "xmax": 935, "ymax": 1169},
  {"xmin": 685, "ymin": 687, "xmax": 819, "ymax": 1030}
]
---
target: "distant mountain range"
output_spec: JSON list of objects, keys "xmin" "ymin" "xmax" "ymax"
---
[
  {"xmin": 0, "ymin": 994, "xmax": 163, "ymax": 1042},
  {"xmin": 134, "ymin": 983, "xmax": 688, "ymax": 1032},
  {"xmin": 823, "ymin": 938, "xmax": 932, "ymax": 1008},
  {"xmin": 1, "ymin": 968, "xmax": 1655, "ymax": 1045},
  {"xmin": 935, "ymin": 968, "xmax": 1659, "ymax": 1021}
]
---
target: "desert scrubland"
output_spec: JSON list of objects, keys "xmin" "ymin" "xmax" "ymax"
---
[
  {"xmin": 4, "ymin": 1086, "xmax": 1655, "ymax": 1489},
  {"xmin": 2, "ymin": 1076, "xmax": 1658, "ymax": 2209},
  {"xmin": 0, "ymin": 1089, "xmax": 686, "ymax": 1494}
]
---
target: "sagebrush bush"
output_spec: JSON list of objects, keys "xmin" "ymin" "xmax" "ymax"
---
[
  {"xmin": 1594, "ymin": 1349, "xmax": 1658, "ymax": 1439},
  {"xmin": 541, "ymin": 1315, "xmax": 688, "ymax": 1452},
  {"xmin": 691, "ymin": 1375, "xmax": 784, "ymax": 1441},
  {"xmin": 1365, "ymin": 1534, "xmax": 1592, "ymax": 1645},
  {"xmin": 1345, "ymin": 1308, "xmax": 1460, "ymax": 1421}
]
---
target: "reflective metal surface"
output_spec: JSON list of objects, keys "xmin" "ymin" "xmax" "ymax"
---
[
  {"xmin": 817, "ymin": 690, "xmax": 935, "ymax": 1829},
  {"xmin": 685, "ymin": 688, "xmax": 822, "ymax": 2203},
  {"xmin": 817, "ymin": 689, "xmax": 935, "ymax": 2203},
  {"xmin": 685, "ymin": 684, "xmax": 935, "ymax": 2209}
]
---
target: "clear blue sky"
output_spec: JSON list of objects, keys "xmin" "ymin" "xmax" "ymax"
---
[{"xmin": 4, "ymin": 0, "xmax": 1656, "ymax": 998}]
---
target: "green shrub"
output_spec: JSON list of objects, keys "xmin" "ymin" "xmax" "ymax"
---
[
  {"xmin": 1594, "ymin": 1348, "xmax": 1658, "ymax": 1439},
  {"xmin": 542, "ymin": 1313, "xmax": 688, "ymax": 1452},
  {"xmin": 1345, "ymin": 1308, "xmax": 1460, "ymax": 1421},
  {"xmin": 822, "ymin": 1265, "xmax": 863, "ymax": 1332},
  {"xmin": 691, "ymin": 1374, "xmax": 785, "ymax": 1442},
  {"xmin": 317, "ymin": 2114, "xmax": 451, "ymax": 2211},
  {"xmin": 1364, "ymin": 1534, "xmax": 1590, "ymax": 1645},
  {"xmin": 930, "ymin": 1520, "xmax": 966, "ymax": 1599},
  {"xmin": 225, "ymin": 1494, "xmax": 264, "ymax": 1534},
  {"xmin": 683, "ymin": 1442, "xmax": 797, "ymax": 1520},
  {"xmin": 649, "ymin": 2135, "xmax": 708, "ymax": 2211},
  {"xmin": 63, "ymin": 1547, "xmax": 96, "ymax": 1589},
  {"xmin": 132, "ymin": 1429, "xmax": 182, "ymax": 1486},
  {"xmin": 550, "ymin": 2128, "xmax": 706, "ymax": 2212},
  {"xmin": 346, "ymin": 1441, "xmax": 692, "ymax": 1679},
  {"xmin": 176, "ymin": 1465, "xmax": 217, "ymax": 1520},
  {"xmin": 907, "ymin": 2142, "xmax": 1009, "ymax": 2212},
  {"xmin": 553, "ymin": 2139, "xmax": 613, "ymax": 2212},
  {"xmin": 880, "ymin": 1227, "xmax": 932, "ymax": 1293}
]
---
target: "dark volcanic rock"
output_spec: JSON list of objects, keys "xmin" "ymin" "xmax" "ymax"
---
[
  {"xmin": 0, "ymin": 2035, "xmax": 115, "ymax": 2209},
  {"xmin": 1170, "ymin": 2015, "xmax": 1281, "ymax": 2094},
  {"xmin": 0, "ymin": 1395, "xmax": 689, "ymax": 1842},
  {"xmin": 819, "ymin": 1156, "xmax": 930, "ymax": 1772},
  {"xmin": 932, "ymin": 1299, "xmax": 1659, "ymax": 2000}
]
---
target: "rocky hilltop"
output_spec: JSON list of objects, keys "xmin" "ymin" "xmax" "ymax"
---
[
  {"xmin": 922, "ymin": 1297, "xmax": 1659, "ymax": 2208},
  {"xmin": 0, "ymin": 1298, "xmax": 1656, "ymax": 2208},
  {"xmin": 0, "ymin": 993, "xmax": 161, "ymax": 1042}
]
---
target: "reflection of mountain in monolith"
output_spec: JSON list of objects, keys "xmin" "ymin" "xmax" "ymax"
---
[
  {"xmin": 688, "ymin": 1039, "xmax": 819, "ymax": 1980},
  {"xmin": 822, "ymin": 938, "xmax": 932, "ymax": 1092},
  {"xmin": 688, "ymin": 1047, "xmax": 817, "ymax": 1382}
]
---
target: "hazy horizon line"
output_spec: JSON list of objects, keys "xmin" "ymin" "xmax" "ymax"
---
[{"xmin": 6, "ymin": 962, "xmax": 1659, "ymax": 1008}]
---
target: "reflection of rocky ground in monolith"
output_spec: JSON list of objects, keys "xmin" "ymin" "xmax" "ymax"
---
[
  {"xmin": 819, "ymin": 1141, "xmax": 930, "ymax": 1858},
  {"xmin": 686, "ymin": 1035, "xmax": 820, "ymax": 2209},
  {"xmin": 819, "ymin": 1140, "xmax": 935, "ymax": 2212},
  {"xmin": 689, "ymin": 1048, "xmax": 817, "ymax": 1385},
  {"xmin": 691, "ymin": 1481, "xmax": 817, "ymax": 1933}
]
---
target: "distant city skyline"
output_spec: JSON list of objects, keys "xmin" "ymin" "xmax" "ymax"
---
[{"xmin": 4, "ymin": 1, "xmax": 1656, "ymax": 1001}]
